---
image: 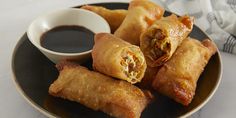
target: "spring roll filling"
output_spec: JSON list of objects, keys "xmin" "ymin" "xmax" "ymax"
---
[
  {"xmin": 120, "ymin": 51, "xmax": 142, "ymax": 82},
  {"xmin": 147, "ymin": 29, "xmax": 170, "ymax": 61}
]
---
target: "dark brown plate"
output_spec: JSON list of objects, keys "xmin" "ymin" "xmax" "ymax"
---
[{"xmin": 11, "ymin": 2, "xmax": 222, "ymax": 118}]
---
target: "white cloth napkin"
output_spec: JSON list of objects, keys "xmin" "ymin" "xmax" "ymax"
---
[{"xmin": 158, "ymin": 0, "xmax": 236, "ymax": 54}]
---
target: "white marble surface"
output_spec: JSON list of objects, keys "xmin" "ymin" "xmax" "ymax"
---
[{"xmin": 0, "ymin": 0, "xmax": 236, "ymax": 118}]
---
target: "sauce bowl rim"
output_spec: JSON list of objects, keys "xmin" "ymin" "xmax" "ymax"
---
[{"xmin": 27, "ymin": 8, "xmax": 111, "ymax": 56}]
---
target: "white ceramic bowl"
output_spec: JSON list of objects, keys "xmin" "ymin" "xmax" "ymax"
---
[{"xmin": 27, "ymin": 8, "xmax": 110, "ymax": 63}]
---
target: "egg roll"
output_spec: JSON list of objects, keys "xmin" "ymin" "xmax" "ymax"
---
[
  {"xmin": 49, "ymin": 61, "xmax": 153, "ymax": 118},
  {"xmin": 140, "ymin": 14, "xmax": 194, "ymax": 67},
  {"xmin": 92, "ymin": 33, "xmax": 146, "ymax": 84},
  {"xmin": 138, "ymin": 66, "xmax": 160, "ymax": 89},
  {"xmin": 81, "ymin": 5, "xmax": 127, "ymax": 33},
  {"xmin": 114, "ymin": 0, "xmax": 164, "ymax": 45},
  {"xmin": 152, "ymin": 38, "xmax": 217, "ymax": 106}
]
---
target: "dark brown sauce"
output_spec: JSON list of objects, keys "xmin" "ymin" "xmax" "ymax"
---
[{"xmin": 40, "ymin": 25, "xmax": 94, "ymax": 53}]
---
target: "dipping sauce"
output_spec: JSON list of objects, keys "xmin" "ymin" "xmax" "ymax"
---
[{"xmin": 40, "ymin": 25, "xmax": 94, "ymax": 53}]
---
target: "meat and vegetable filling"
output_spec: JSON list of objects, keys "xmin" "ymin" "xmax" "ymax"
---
[
  {"xmin": 120, "ymin": 51, "xmax": 142, "ymax": 83},
  {"xmin": 146, "ymin": 29, "xmax": 170, "ymax": 62}
]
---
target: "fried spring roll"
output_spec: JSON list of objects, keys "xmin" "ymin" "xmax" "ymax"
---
[
  {"xmin": 114, "ymin": 0, "xmax": 164, "ymax": 45},
  {"xmin": 81, "ymin": 5, "xmax": 127, "ymax": 33},
  {"xmin": 92, "ymin": 33, "xmax": 146, "ymax": 84},
  {"xmin": 152, "ymin": 38, "xmax": 217, "ymax": 106},
  {"xmin": 138, "ymin": 66, "xmax": 160, "ymax": 89},
  {"xmin": 140, "ymin": 14, "xmax": 194, "ymax": 67},
  {"xmin": 49, "ymin": 61, "xmax": 153, "ymax": 118}
]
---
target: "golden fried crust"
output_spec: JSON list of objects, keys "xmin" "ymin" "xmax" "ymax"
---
[
  {"xmin": 114, "ymin": 0, "xmax": 164, "ymax": 45},
  {"xmin": 92, "ymin": 33, "xmax": 146, "ymax": 84},
  {"xmin": 138, "ymin": 66, "xmax": 160, "ymax": 89},
  {"xmin": 152, "ymin": 38, "xmax": 217, "ymax": 106},
  {"xmin": 49, "ymin": 61, "xmax": 153, "ymax": 118},
  {"xmin": 81, "ymin": 5, "xmax": 127, "ymax": 33},
  {"xmin": 140, "ymin": 14, "xmax": 194, "ymax": 67}
]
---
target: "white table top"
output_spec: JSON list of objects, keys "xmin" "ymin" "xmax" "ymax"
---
[{"xmin": 0, "ymin": 0, "xmax": 236, "ymax": 118}]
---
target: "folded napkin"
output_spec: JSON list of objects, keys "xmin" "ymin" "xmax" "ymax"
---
[{"xmin": 158, "ymin": 0, "xmax": 236, "ymax": 54}]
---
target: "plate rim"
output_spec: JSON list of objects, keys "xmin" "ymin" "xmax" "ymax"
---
[
  {"xmin": 11, "ymin": 1, "xmax": 223, "ymax": 118},
  {"xmin": 11, "ymin": 33, "xmax": 58, "ymax": 118}
]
